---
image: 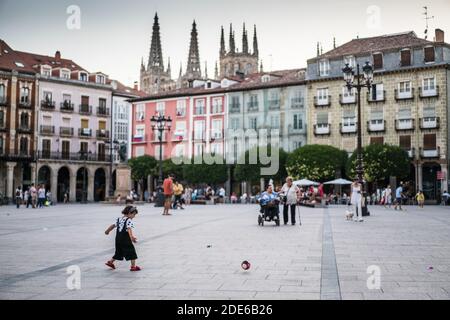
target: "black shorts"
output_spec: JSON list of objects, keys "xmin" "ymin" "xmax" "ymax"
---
[{"xmin": 113, "ymin": 236, "xmax": 137, "ymax": 261}]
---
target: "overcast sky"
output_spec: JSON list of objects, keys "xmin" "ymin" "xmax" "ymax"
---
[{"xmin": 1, "ymin": 0, "xmax": 449, "ymax": 87}]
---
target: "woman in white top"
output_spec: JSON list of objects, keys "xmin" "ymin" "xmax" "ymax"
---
[
  {"xmin": 383, "ymin": 185, "xmax": 392, "ymax": 209},
  {"xmin": 280, "ymin": 177, "xmax": 300, "ymax": 225},
  {"xmin": 350, "ymin": 178, "xmax": 363, "ymax": 222}
]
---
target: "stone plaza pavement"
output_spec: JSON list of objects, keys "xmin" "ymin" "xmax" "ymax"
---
[{"xmin": 0, "ymin": 203, "xmax": 450, "ymax": 300}]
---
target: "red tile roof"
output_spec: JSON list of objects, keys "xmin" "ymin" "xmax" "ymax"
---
[
  {"xmin": 109, "ymin": 80, "xmax": 147, "ymax": 98},
  {"xmin": 310, "ymin": 31, "xmax": 435, "ymax": 61}
]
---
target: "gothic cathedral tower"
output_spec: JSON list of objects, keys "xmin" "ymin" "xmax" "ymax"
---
[
  {"xmin": 179, "ymin": 20, "xmax": 202, "ymax": 87},
  {"xmin": 219, "ymin": 24, "xmax": 259, "ymax": 78},
  {"xmin": 140, "ymin": 13, "xmax": 174, "ymax": 94}
]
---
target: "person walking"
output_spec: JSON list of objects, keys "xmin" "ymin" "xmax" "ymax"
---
[
  {"xmin": 185, "ymin": 186, "xmax": 192, "ymax": 205},
  {"xmin": 172, "ymin": 180, "xmax": 184, "ymax": 210},
  {"xmin": 280, "ymin": 177, "xmax": 300, "ymax": 225},
  {"xmin": 350, "ymin": 178, "xmax": 363, "ymax": 222},
  {"xmin": 24, "ymin": 188, "xmax": 30, "ymax": 208},
  {"xmin": 37, "ymin": 185, "xmax": 46, "ymax": 208},
  {"xmin": 394, "ymin": 183, "xmax": 404, "ymax": 211},
  {"xmin": 416, "ymin": 190, "xmax": 425, "ymax": 209},
  {"xmin": 162, "ymin": 174, "xmax": 174, "ymax": 215},
  {"xmin": 15, "ymin": 186, "xmax": 22, "ymax": 209},
  {"xmin": 29, "ymin": 184, "xmax": 37, "ymax": 208},
  {"xmin": 383, "ymin": 185, "xmax": 392, "ymax": 209},
  {"xmin": 105, "ymin": 205, "xmax": 141, "ymax": 271}
]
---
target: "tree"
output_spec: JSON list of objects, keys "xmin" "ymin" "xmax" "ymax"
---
[
  {"xmin": 346, "ymin": 144, "xmax": 410, "ymax": 183},
  {"xmin": 234, "ymin": 146, "xmax": 288, "ymax": 185},
  {"xmin": 128, "ymin": 155, "xmax": 157, "ymax": 200},
  {"xmin": 182, "ymin": 155, "xmax": 228, "ymax": 186},
  {"xmin": 286, "ymin": 144, "xmax": 347, "ymax": 181},
  {"xmin": 162, "ymin": 158, "xmax": 185, "ymax": 181}
]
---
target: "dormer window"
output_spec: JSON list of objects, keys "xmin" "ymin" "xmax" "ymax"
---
[
  {"xmin": 79, "ymin": 72, "xmax": 88, "ymax": 82},
  {"xmin": 373, "ymin": 53, "xmax": 383, "ymax": 70},
  {"xmin": 424, "ymin": 46, "xmax": 435, "ymax": 63},
  {"xmin": 261, "ymin": 75, "xmax": 270, "ymax": 83},
  {"xmin": 319, "ymin": 59, "xmax": 330, "ymax": 76},
  {"xmin": 41, "ymin": 66, "xmax": 52, "ymax": 77},
  {"xmin": 344, "ymin": 55, "xmax": 355, "ymax": 68},
  {"xmin": 15, "ymin": 62, "xmax": 25, "ymax": 68},
  {"xmin": 400, "ymin": 49, "xmax": 411, "ymax": 67},
  {"xmin": 96, "ymin": 74, "xmax": 106, "ymax": 84},
  {"xmin": 60, "ymin": 69, "xmax": 70, "ymax": 79}
]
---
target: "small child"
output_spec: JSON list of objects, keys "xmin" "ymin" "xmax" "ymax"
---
[
  {"xmin": 105, "ymin": 205, "xmax": 141, "ymax": 271},
  {"xmin": 416, "ymin": 190, "xmax": 425, "ymax": 209}
]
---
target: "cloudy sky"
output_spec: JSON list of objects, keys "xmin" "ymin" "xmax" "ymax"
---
[{"xmin": 1, "ymin": 0, "xmax": 449, "ymax": 87}]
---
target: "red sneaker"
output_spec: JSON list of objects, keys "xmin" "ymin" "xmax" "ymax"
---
[
  {"xmin": 105, "ymin": 261, "xmax": 116, "ymax": 269},
  {"xmin": 130, "ymin": 266, "xmax": 141, "ymax": 272}
]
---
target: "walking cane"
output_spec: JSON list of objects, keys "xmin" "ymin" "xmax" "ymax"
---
[{"xmin": 297, "ymin": 204, "xmax": 302, "ymax": 226}]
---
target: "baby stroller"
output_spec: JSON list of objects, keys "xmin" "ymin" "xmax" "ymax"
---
[{"xmin": 258, "ymin": 199, "xmax": 281, "ymax": 226}]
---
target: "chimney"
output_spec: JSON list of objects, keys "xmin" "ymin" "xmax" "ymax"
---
[
  {"xmin": 435, "ymin": 29, "xmax": 444, "ymax": 43},
  {"xmin": 55, "ymin": 51, "xmax": 61, "ymax": 61},
  {"xmin": 133, "ymin": 81, "xmax": 138, "ymax": 90}
]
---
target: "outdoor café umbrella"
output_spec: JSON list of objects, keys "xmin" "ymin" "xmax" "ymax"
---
[
  {"xmin": 293, "ymin": 179, "xmax": 319, "ymax": 186},
  {"xmin": 323, "ymin": 178, "xmax": 353, "ymax": 185}
]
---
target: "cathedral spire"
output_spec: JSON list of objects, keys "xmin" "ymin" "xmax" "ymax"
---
[
  {"xmin": 185, "ymin": 20, "xmax": 202, "ymax": 79},
  {"xmin": 140, "ymin": 57, "xmax": 145, "ymax": 72},
  {"xmin": 229, "ymin": 24, "xmax": 235, "ymax": 53},
  {"xmin": 204, "ymin": 61, "xmax": 208, "ymax": 79},
  {"xmin": 148, "ymin": 13, "xmax": 164, "ymax": 70},
  {"xmin": 260, "ymin": 60, "xmax": 264, "ymax": 73},
  {"xmin": 179, "ymin": 62, "xmax": 183, "ymax": 78},
  {"xmin": 167, "ymin": 57, "xmax": 171, "ymax": 76},
  {"xmin": 242, "ymin": 23, "xmax": 248, "ymax": 54},
  {"xmin": 220, "ymin": 26, "xmax": 226, "ymax": 57},
  {"xmin": 252, "ymin": 25, "xmax": 258, "ymax": 57},
  {"xmin": 214, "ymin": 61, "xmax": 219, "ymax": 80}
]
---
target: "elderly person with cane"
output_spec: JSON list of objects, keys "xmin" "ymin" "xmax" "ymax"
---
[{"xmin": 280, "ymin": 177, "xmax": 300, "ymax": 225}]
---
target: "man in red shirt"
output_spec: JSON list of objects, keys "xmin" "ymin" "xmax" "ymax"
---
[{"xmin": 162, "ymin": 174, "xmax": 174, "ymax": 215}]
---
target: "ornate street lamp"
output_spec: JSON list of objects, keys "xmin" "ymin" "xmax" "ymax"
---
[
  {"xmin": 150, "ymin": 113, "xmax": 172, "ymax": 207},
  {"xmin": 342, "ymin": 61, "xmax": 373, "ymax": 215}
]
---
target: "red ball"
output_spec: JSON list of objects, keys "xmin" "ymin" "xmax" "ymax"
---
[{"xmin": 241, "ymin": 260, "xmax": 251, "ymax": 270}]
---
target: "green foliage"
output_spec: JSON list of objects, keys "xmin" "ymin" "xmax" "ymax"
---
[
  {"xmin": 286, "ymin": 144, "xmax": 347, "ymax": 181},
  {"xmin": 162, "ymin": 158, "xmax": 185, "ymax": 180},
  {"xmin": 128, "ymin": 155, "xmax": 157, "ymax": 182},
  {"xmin": 346, "ymin": 144, "xmax": 410, "ymax": 182},
  {"xmin": 234, "ymin": 146, "xmax": 288, "ymax": 184},
  {"xmin": 182, "ymin": 155, "xmax": 228, "ymax": 185}
]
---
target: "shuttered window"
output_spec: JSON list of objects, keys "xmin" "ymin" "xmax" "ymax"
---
[
  {"xmin": 423, "ymin": 106, "xmax": 436, "ymax": 118},
  {"xmin": 423, "ymin": 134, "xmax": 436, "ymax": 150},
  {"xmin": 398, "ymin": 108, "xmax": 411, "ymax": 119},
  {"xmin": 373, "ymin": 53, "xmax": 383, "ymax": 69},
  {"xmin": 400, "ymin": 49, "xmax": 411, "ymax": 66},
  {"xmin": 424, "ymin": 47, "xmax": 435, "ymax": 63},
  {"xmin": 98, "ymin": 121, "xmax": 106, "ymax": 130},
  {"xmin": 399, "ymin": 135, "xmax": 411, "ymax": 150},
  {"xmin": 316, "ymin": 113, "xmax": 328, "ymax": 124},
  {"xmin": 370, "ymin": 137, "xmax": 384, "ymax": 145},
  {"xmin": 81, "ymin": 96, "xmax": 89, "ymax": 105},
  {"xmin": 81, "ymin": 119, "xmax": 89, "ymax": 128}
]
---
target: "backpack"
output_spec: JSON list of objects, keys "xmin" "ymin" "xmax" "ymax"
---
[{"xmin": 16, "ymin": 190, "xmax": 20, "ymax": 197}]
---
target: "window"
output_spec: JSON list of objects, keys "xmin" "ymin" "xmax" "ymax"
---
[
  {"xmin": 41, "ymin": 66, "xmax": 51, "ymax": 77},
  {"xmin": 230, "ymin": 96, "xmax": 240, "ymax": 110},
  {"xmin": 19, "ymin": 137, "xmax": 28, "ymax": 155},
  {"xmin": 400, "ymin": 49, "xmax": 411, "ymax": 66},
  {"xmin": 156, "ymin": 102, "xmax": 165, "ymax": 115},
  {"xmin": 370, "ymin": 83, "xmax": 384, "ymax": 101},
  {"xmin": 424, "ymin": 47, "xmax": 435, "ymax": 63},
  {"xmin": 212, "ymin": 97, "xmax": 223, "ymax": 114},
  {"xmin": 98, "ymin": 120, "xmax": 106, "ymax": 131},
  {"xmin": 42, "ymin": 139, "xmax": 51, "ymax": 157},
  {"xmin": 0, "ymin": 110, "xmax": 4, "ymax": 127},
  {"xmin": 0, "ymin": 136, "xmax": 3, "ymax": 154},
  {"xmin": 211, "ymin": 143, "xmax": 221, "ymax": 155},
  {"xmin": 99, "ymin": 98, "xmax": 107, "ymax": 109},
  {"xmin": 43, "ymin": 91, "xmax": 52, "ymax": 103},
  {"xmin": 344, "ymin": 55, "xmax": 355, "ymax": 68},
  {"xmin": 319, "ymin": 59, "xmax": 330, "ymax": 76},
  {"xmin": 423, "ymin": 134, "xmax": 436, "ymax": 150},
  {"xmin": 373, "ymin": 53, "xmax": 383, "ymax": 69},
  {"xmin": 81, "ymin": 95, "xmax": 89, "ymax": 106},
  {"xmin": 370, "ymin": 109, "xmax": 383, "ymax": 122},
  {"xmin": 342, "ymin": 86, "xmax": 356, "ymax": 103},
  {"xmin": 62, "ymin": 141, "xmax": 70, "ymax": 158},
  {"xmin": 79, "ymin": 73, "xmax": 88, "ymax": 81},
  {"xmin": 398, "ymin": 81, "xmax": 412, "ymax": 98},
  {"xmin": 423, "ymin": 77, "xmax": 436, "ymax": 91},
  {"xmin": 0, "ymin": 84, "xmax": 5, "ymax": 102},
  {"xmin": 398, "ymin": 108, "xmax": 412, "ymax": 120},
  {"xmin": 423, "ymin": 105, "xmax": 436, "ymax": 118},
  {"xmin": 63, "ymin": 94, "xmax": 71, "ymax": 104},
  {"xmin": 194, "ymin": 121, "xmax": 205, "ymax": 139},
  {"xmin": 370, "ymin": 137, "xmax": 384, "ymax": 145},
  {"xmin": 20, "ymin": 112, "xmax": 29, "ymax": 128},
  {"xmin": 98, "ymin": 143, "xmax": 106, "ymax": 160},
  {"xmin": 194, "ymin": 143, "xmax": 203, "ymax": 157},
  {"xmin": 399, "ymin": 135, "xmax": 411, "ymax": 150},
  {"xmin": 293, "ymin": 114, "xmax": 303, "ymax": 130},
  {"xmin": 20, "ymin": 87, "xmax": 30, "ymax": 104},
  {"xmin": 175, "ymin": 144, "xmax": 185, "ymax": 157},
  {"xmin": 135, "ymin": 125, "xmax": 145, "ymax": 138},
  {"xmin": 249, "ymin": 117, "xmax": 257, "ymax": 130},
  {"xmin": 60, "ymin": 69, "xmax": 70, "ymax": 79},
  {"xmin": 176, "ymin": 100, "xmax": 186, "ymax": 116},
  {"xmin": 212, "ymin": 119, "xmax": 223, "ymax": 139},
  {"xmin": 195, "ymin": 99, "xmax": 205, "ymax": 115},
  {"xmin": 81, "ymin": 119, "xmax": 89, "ymax": 129},
  {"xmin": 135, "ymin": 146, "xmax": 145, "ymax": 157},
  {"xmin": 342, "ymin": 109, "xmax": 356, "ymax": 127},
  {"xmin": 261, "ymin": 75, "xmax": 270, "ymax": 83},
  {"xmin": 316, "ymin": 88, "xmax": 329, "ymax": 104},
  {"xmin": 136, "ymin": 104, "xmax": 145, "ymax": 121},
  {"xmin": 316, "ymin": 112, "xmax": 328, "ymax": 125},
  {"xmin": 80, "ymin": 142, "xmax": 88, "ymax": 153},
  {"xmin": 230, "ymin": 118, "xmax": 240, "ymax": 130},
  {"xmin": 270, "ymin": 115, "xmax": 280, "ymax": 129},
  {"xmin": 96, "ymin": 75, "xmax": 106, "ymax": 84}
]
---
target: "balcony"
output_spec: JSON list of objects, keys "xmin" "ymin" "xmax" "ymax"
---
[
  {"xmin": 37, "ymin": 151, "xmax": 111, "ymax": 162},
  {"xmin": 314, "ymin": 123, "xmax": 330, "ymax": 136},
  {"xmin": 367, "ymin": 120, "xmax": 385, "ymax": 132},
  {"xmin": 339, "ymin": 94, "xmax": 356, "ymax": 105},
  {"xmin": 18, "ymin": 100, "xmax": 32, "ymax": 108},
  {"xmin": 367, "ymin": 91, "xmax": 386, "ymax": 103},
  {"xmin": 132, "ymin": 134, "xmax": 147, "ymax": 143},
  {"xmin": 40, "ymin": 125, "xmax": 55, "ymax": 135},
  {"xmin": 172, "ymin": 131, "xmax": 186, "ymax": 142},
  {"xmin": 395, "ymin": 119, "xmax": 415, "ymax": 131},
  {"xmin": 268, "ymin": 99, "xmax": 280, "ymax": 110},
  {"xmin": 247, "ymin": 102, "xmax": 259, "ymax": 112},
  {"xmin": 41, "ymin": 100, "xmax": 56, "ymax": 110},
  {"xmin": 78, "ymin": 128, "xmax": 92, "ymax": 137},
  {"xmin": 193, "ymin": 107, "xmax": 205, "ymax": 116},
  {"xmin": 291, "ymin": 97, "xmax": 304, "ymax": 109},
  {"xmin": 420, "ymin": 147, "xmax": 440, "ymax": 159},
  {"xmin": 60, "ymin": 127, "xmax": 74, "ymax": 137},
  {"xmin": 0, "ymin": 97, "xmax": 7, "ymax": 106},
  {"xmin": 288, "ymin": 124, "xmax": 305, "ymax": 135},
  {"xmin": 420, "ymin": 117, "xmax": 440, "ymax": 130},
  {"xmin": 17, "ymin": 125, "xmax": 32, "ymax": 134},
  {"xmin": 192, "ymin": 132, "xmax": 206, "ymax": 141},
  {"xmin": 176, "ymin": 109, "xmax": 186, "ymax": 117},
  {"xmin": 151, "ymin": 132, "xmax": 168, "ymax": 143},
  {"xmin": 96, "ymin": 107, "xmax": 110, "ymax": 117},
  {"xmin": 210, "ymin": 130, "xmax": 224, "ymax": 141},
  {"xmin": 229, "ymin": 104, "xmax": 241, "ymax": 113},
  {"xmin": 96, "ymin": 129, "xmax": 110, "ymax": 139},
  {"xmin": 340, "ymin": 123, "xmax": 357, "ymax": 134},
  {"xmin": 314, "ymin": 96, "xmax": 331, "ymax": 107},
  {"xmin": 79, "ymin": 104, "xmax": 92, "ymax": 115},
  {"xmin": 0, "ymin": 151, "xmax": 34, "ymax": 162},
  {"xmin": 419, "ymin": 86, "xmax": 439, "ymax": 99},
  {"xmin": 395, "ymin": 88, "xmax": 415, "ymax": 101},
  {"xmin": 60, "ymin": 102, "xmax": 74, "ymax": 112}
]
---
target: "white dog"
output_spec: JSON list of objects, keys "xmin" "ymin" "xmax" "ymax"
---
[{"xmin": 345, "ymin": 209, "xmax": 354, "ymax": 221}]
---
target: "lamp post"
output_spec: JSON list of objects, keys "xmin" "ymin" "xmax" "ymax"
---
[
  {"xmin": 150, "ymin": 113, "xmax": 172, "ymax": 207},
  {"xmin": 106, "ymin": 139, "xmax": 120, "ymax": 198},
  {"xmin": 78, "ymin": 150, "xmax": 92, "ymax": 203},
  {"xmin": 342, "ymin": 61, "xmax": 373, "ymax": 215}
]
